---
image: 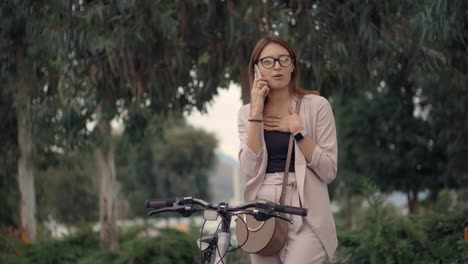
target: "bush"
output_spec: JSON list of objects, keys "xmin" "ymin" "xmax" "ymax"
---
[
  {"xmin": 336, "ymin": 195, "xmax": 468, "ymax": 263},
  {"xmin": 0, "ymin": 226, "xmax": 27, "ymax": 255},
  {"xmin": 115, "ymin": 228, "xmax": 199, "ymax": 264},
  {"xmin": 21, "ymin": 227, "xmax": 99, "ymax": 264},
  {"xmin": 338, "ymin": 216, "xmax": 431, "ymax": 263},
  {"xmin": 420, "ymin": 205, "xmax": 468, "ymax": 263},
  {"xmin": 1, "ymin": 226, "xmax": 201, "ymax": 264},
  {"xmin": 77, "ymin": 250, "xmax": 119, "ymax": 264}
]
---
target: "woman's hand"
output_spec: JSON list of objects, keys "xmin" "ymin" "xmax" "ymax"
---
[
  {"xmin": 264, "ymin": 106, "xmax": 303, "ymax": 133},
  {"xmin": 250, "ymin": 76, "xmax": 270, "ymax": 118}
]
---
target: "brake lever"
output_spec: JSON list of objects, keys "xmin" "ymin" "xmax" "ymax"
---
[
  {"xmin": 149, "ymin": 207, "xmax": 181, "ymax": 216},
  {"xmin": 149, "ymin": 205, "xmax": 203, "ymax": 217},
  {"xmin": 251, "ymin": 208, "xmax": 292, "ymax": 224},
  {"xmin": 272, "ymin": 213, "xmax": 293, "ymax": 224}
]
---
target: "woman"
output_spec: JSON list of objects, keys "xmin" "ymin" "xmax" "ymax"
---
[{"xmin": 237, "ymin": 35, "xmax": 338, "ymax": 263}]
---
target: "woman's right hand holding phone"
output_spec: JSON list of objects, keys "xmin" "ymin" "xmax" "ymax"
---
[
  {"xmin": 250, "ymin": 67, "xmax": 269, "ymax": 119},
  {"xmin": 246, "ymin": 65, "xmax": 269, "ymax": 155}
]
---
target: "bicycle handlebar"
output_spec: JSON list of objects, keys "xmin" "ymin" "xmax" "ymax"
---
[
  {"xmin": 145, "ymin": 197, "xmax": 308, "ymax": 217},
  {"xmin": 146, "ymin": 197, "xmax": 308, "ymax": 263},
  {"xmin": 272, "ymin": 203, "xmax": 308, "ymax": 216},
  {"xmin": 145, "ymin": 198, "xmax": 178, "ymax": 209}
]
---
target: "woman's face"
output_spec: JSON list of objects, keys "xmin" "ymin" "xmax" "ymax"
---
[{"xmin": 257, "ymin": 43, "xmax": 294, "ymax": 90}]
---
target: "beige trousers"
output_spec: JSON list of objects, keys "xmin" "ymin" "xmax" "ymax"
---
[{"xmin": 250, "ymin": 172, "xmax": 326, "ymax": 264}]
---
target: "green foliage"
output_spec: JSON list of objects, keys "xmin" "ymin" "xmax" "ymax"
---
[
  {"xmin": 0, "ymin": 90, "xmax": 19, "ymax": 227},
  {"xmin": 0, "ymin": 226, "xmax": 199, "ymax": 264},
  {"xmin": 116, "ymin": 228, "xmax": 198, "ymax": 264},
  {"xmin": 327, "ymin": 0, "xmax": 467, "ymax": 216},
  {"xmin": 117, "ymin": 116, "xmax": 218, "ymax": 217},
  {"xmin": 336, "ymin": 186, "xmax": 468, "ymax": 264},
  {"xmin": 227, "ymin": 248, "xmax": 250, "ymax": 264},
  {"xmin": 19, "ymin": 227, "xmax": 99, "ymax": 264},
  {"xmin": 77, "ymin": 250, "xmax": 118, "ymax": 264},
  {"xmin": 35, "ymin": 151, "xmax": 98, "ymax": 223},
  {"xmin": 2, "ymin": 204, "xmax": 466, "ymax": 264},
  {"xmin": 152, "ymin": 119, "xmax": 218, "ymax": 199},
  {"xmin": 118, "ymin": 225, "xmax": 147, "ymax": 244},
  {"xmin": 0, "ymin": 227, "xmax": 25, "ymax": 258},
  {"xmin": 419, "ymin": 204, "xmax": 468, "ymax": 262},
  {"xmin": 431, "ymin": 189, "xmax": 455, "ymax": 214},
  {"xmin": 55, "ymin": 0, "xmax": 231, "ymax": 121}
]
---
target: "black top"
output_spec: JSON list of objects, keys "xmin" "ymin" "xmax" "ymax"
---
[{"xmin": 264, "ymin": 130, "xmax": 295, "ymax": 173}]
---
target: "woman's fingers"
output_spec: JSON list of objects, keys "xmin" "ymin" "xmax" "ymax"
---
[
  {"xmin": 264, "ymin": 124, "xmax": 289, "ymax": 133},
  {"xmin": 252, "ymin": 77, "xmax": 268, "ymax": 90},
  {"xmin": 257, "ymin": 80, "xmax": 267, "ymax": 88},
  {"xmin": 264, "ymin": 113, "xmax": 281, "ymax": 119},
  {"xmin": 264, "ymin": 118, "xmax": 288, "ymax": 132},
  {"xmin": 264, "ymin": 115, "xmax": 293, "ymax": 133},
  {"xmin": 259, "ymin": 85, "xmax": 270, "ymax": 97},
  {"xmin": 264, "ymin": 116, "xmax": 278, "ymax": 123},
  {"xmin": 252, "ymin": 77, "xmax": 269, "ymax": 97}
]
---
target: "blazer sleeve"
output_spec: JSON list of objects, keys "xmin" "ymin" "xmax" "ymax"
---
[
  {"xmin": 306, "ymin": 97, "xmax": 338, "ymax": 184},
  {"xmin": 237, "ymin": 106, "xmax": 264, "ymax": 180}
]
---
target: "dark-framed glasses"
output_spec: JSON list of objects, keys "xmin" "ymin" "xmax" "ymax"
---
[{"xmin": 258, "ymin": 55, "xmax": 293, "ymax": 69}]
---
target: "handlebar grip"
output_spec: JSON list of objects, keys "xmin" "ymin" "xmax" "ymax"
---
[
  {"xmin": 274, "ymin": 204, "xmax": 308, "ymax": 216},
  {"xmin": 145, "ymin": 198, "xmax": 177, "ymax": 209}
]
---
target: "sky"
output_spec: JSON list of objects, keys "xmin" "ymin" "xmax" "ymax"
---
[{"xmin": 185, "ymin": 84, "xmax": 243, "ymax": 162}]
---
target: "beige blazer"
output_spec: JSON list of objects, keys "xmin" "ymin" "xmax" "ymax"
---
[{"xmin": 237, "ymin": 93, "xmax": 338, "ymax": 259}]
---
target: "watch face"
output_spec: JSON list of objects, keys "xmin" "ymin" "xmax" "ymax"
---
[{"xmin": 294, "ymin": 132, "xmax": 304, "ymax": 141}]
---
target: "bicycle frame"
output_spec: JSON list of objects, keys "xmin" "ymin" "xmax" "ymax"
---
[
  {"xmin": 198, "ymin": 202, "xmax": 232, "ymax": 263},
  {"xmin": 146, "ymin": 197, "xmax": 308, "ymax": 264}
]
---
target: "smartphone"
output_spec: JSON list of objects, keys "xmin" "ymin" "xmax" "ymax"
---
[
  {"xmin": 254, "ymin": 64, "xmax": 262, "ymax": 78},
  {"xmin": 254, "ymin": 64, "xmax": 269, "ymax": 98}
]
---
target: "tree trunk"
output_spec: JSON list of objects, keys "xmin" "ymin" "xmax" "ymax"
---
[
  {"xmin": 16, "ymin": 48, "xmax": 36, "ymax": 242},
  {"xmin": 16, "ymin": 99, "xmax": 36, "ymax": 243},
  {"xmin": 407, "ymin": 187, "xmax": 419, "ymax": 215},
  {"xmin": 345, "ymin": 192, "xmax": 353, "ymax": 230},
  {"xmin": 239, "ymin": 62, "xmax": 250, "ymax": 105},
  {"xmin": 95, "ymin": 116, "xmax": 119, "ymax": 251}
]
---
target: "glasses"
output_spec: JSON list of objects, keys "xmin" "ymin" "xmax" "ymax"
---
[{"xmin": 257, "ymin": 55, "xmax": 293, "ymax": 69}]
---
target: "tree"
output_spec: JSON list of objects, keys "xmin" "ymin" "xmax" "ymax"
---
[
  {"xmin": 325, "ymin": 0, "xmax": 468, "ymax": 214},
  {"xmin": 51, "ymin": 0, "xmax": 232, "ymax": 249},
  {"xmin": 0, "ymin": 0, "xmax": 56, "ymax": 241},
  {"xmin": 35, "ymin": 151, "xmax": 98, "ymax": 224},
  {"xmin": 116, "ymin": 117, "xmax": 218, "ymax": 217},
  {"xmin": 153, "ymin": 119, "xmax": 217, "ymax": 200},
  {"xmin": 0, "ymin": 89, "xmax": 19, "ymax": 227},
  {"xmin": 422, "ymin": 0, "xmax": 468, "ymax": 199}
]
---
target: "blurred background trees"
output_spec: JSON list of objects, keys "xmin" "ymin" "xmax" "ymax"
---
[
  {"xmin": 116, "ymin": 117, "xmax": 217, "ymax": 218},
  {"xmin": 1, "ymin": 0, "xmax": 467, "ymax": 262}
]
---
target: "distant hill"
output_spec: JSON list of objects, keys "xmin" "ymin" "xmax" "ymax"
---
[{"xmin": 208, "ymin": 153, "xmax": 238, "ymax": 202}]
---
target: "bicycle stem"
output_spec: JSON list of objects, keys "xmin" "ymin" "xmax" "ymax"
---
[{"xmin": 213, "ymin": 202, "xmax": 231, "ymax": 264}]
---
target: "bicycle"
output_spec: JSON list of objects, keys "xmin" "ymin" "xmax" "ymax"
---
[{"xmin": 146, "ymin": 197, "xmax": 308, "ymax": 264}]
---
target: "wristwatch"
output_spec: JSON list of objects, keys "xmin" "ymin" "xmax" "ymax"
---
[{"xmin": 293, "ymin": 129, "xmax": 308, "ymax": 142}]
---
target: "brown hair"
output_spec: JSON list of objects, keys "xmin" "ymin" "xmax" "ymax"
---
[{"xmin": 248, "ymin": 35, "xmax": 318, "ymax": 97}]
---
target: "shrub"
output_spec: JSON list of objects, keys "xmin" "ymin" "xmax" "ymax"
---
[
  {"xmin": 336, "ymin": 195, "xmax": 468, "ymax": 263},
  {"xmin": 77, "ymin": 250, "xmax": 119, "ymax": 264},
  {"xmin": 21, "ymin": 227, "xmax": 99, "ymax": 264},
  {"xmin": 115, "ymin": 228, "xmax": 199, "ymax": 264},
  {"xmin": 419, "ymin": 205, "xmax": 468, "ymax": 263},
  {"xmin": 0, "ymin": 226, "xmax": 27, "ymax": 254}
]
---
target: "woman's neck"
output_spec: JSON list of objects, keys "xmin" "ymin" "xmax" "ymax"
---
[{"xmin": 265, "ymin": 87, "xmax": 292, "ymax": 112}]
